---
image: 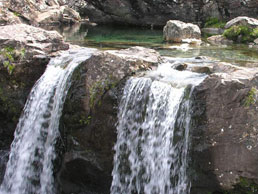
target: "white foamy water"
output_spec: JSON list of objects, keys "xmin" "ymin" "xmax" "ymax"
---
[
  {"xmin": 111, "ymin": 62, "xmax": 206, "ymax": 194},
  {"xmin": 0, "ymin": 48, "xmax": 96, "ymax": 194}
]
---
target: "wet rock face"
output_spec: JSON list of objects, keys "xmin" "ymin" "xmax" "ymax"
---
[
  {"xmin": 59, "ymin": 47, "xmax": 161, "ymax": 194},
  {"xmin": 190, "ymin": 66, "xmax": 258, "ymax": 193},
  {"xmin": 69, "ymin": 0, "xmax": 258, "ymax": 26}
]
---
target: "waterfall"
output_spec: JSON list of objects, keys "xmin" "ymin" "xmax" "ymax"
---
[
  {"xmin": 111, "ymin": 62, "xmax": 206, "ymax": 194},
  {"xmin": 0, "ymin": 48, "xmax": 96, "ymax": 194}
]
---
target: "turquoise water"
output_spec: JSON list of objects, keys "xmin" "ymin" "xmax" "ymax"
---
[{"xmin": 58, "ymin": 24, "xmax": 258, "ymax": 66}]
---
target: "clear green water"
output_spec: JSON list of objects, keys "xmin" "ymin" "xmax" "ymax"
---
[{"xmin": 59, "ymin": 24, "xmax": 258, "ymax": 66}]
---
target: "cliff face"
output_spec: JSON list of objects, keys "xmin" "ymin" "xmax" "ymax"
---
[{"xmin": 70, "ymin": 0, "xmax": 258, "ymax": 26}]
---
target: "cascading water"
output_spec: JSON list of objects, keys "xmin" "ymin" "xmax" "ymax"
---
[
  {"xmin": 111, "ymin": 61, "xmax": 207, "ymax": 194},
  {"xmin": 0, "ymin": 48, "xmax": 96, "ymax": 194}
]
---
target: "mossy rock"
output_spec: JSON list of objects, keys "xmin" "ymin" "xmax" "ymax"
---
[{"xmin": 223, "ymin": 26, "xmax": 258, "ymax": 43}]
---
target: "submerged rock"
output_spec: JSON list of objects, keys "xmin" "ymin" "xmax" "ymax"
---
[
  {"xmin": 163, "ymin": 20, "xmax": 201, "ymax": 43},
  {"xmin": 202, "ymin": 28, "xmax": 224, "ymax": 35}
]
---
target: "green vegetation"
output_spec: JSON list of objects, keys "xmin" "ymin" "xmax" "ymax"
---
[
  {"xmin": 79, "ymin": 115, "xmax": 91, "ymax": 125},
  {"xmin": 204, "ymin": 17, "xmax": 226, "ymax": 28},
  {"xmin": 223, "ymin": 26, "xmax": 258, "ymax": 43},
  {"xmin": 244, "ymin": 87, "xmax": 257, "ymax": 107},
  {"xmin": 89, "ymin": 76, "xmax": 117, "ymax": 108},
  {"xmin": 223, "ymin": 177, "xmax": 258, "ymax": 194},
  {"xmin": 0, "ymin": 47, "xmax": 26, "ymax": 75},
  {"xmin": 13, "ymin": 11, "xmax": 21, "ymax": 17}
]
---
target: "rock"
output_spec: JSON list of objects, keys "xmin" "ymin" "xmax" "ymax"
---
[
  {"xmin": 202, "ymin": 28, "xmax": 224, "ymax": 35},
  {"xmin": 163, "ymin": 20, "xmax": 201, "ymax": 43},
  {"xmin": 59, "ymin": 47, "xmax": 161, "ymax": 194},
  {"xmin": 225, "ymin": 16, "xmax": 258, "ymax": 29},
  {"xmin": 254, "ymin": 38, "xmax": 258, "ymax": 45},
  {"xmin": 2, "ymin": 0, "xmax": 81, "ymax": 25},
  {"xmin": 0, "ymin": 3, "xmax": 23, "ymax": 25},
  {"xmin": 191, "ymin": 66, "xmax": 212, "ymax": 74},
  {"xmin": 191, "ymin": 64, "xmax": 258, "ymax": 193},
  {"xmin": 68, "ymin": 0, "xmax": 258, "ymax": 27},
  {"xmin": 0, "ymin": 151, "xmax": 9, "ymax": 184},
  {"xmin": 173, "ymin": 63, "xmax": 188, "ymax": 71},
  {"xmin": 207, "ymin": 35, "xmax": 233, "ymax": 45},
  {"xmin": 0, "ymin": 24, "xmax": 69, "ymax": 56}
]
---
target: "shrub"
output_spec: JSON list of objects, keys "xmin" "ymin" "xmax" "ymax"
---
[
  {"xmin": 223, "ymin": 25, "xmax": 258, "ymax": 43},
  {"xmin": 0, "ymin": 47, "xmax": 26, "ymax": 75},
  {"xmin": 204, "ymin": 17, "xmax": 226, "ymax": 28}
]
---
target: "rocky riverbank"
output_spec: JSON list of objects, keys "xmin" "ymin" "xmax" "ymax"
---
[{"xmin": 0, "ymin": 1, "xmax": 258, "ymax": 194}]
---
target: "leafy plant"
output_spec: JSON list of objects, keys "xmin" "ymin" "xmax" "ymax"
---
[
  {"xmin": 79, "ymin": 115, "xmax": 92, "ymax": 125},
  {"xmin": 0, "ymin": 47, "xmax": 26, "ymax": 75},
  {"xmin": 223, "ymin": 26, "xmax": 258, "ymax": 43},
  {"xmin": 13, "ymin": 11, "xmax": 21, "ymax": 17},
  {"xmin": 204, "ymin": 17, "xmax": 226, "ymax": 28}
]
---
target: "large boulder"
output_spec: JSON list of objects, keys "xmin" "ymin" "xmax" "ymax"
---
[
  {"xmin": 0, "ymin": 24, "xmax": 69, "ymax": 56},
  {"xmin": 163, "ymin": 20, "xmax": 201, "ymax": 43},
  {"xmin": 59, "ymin": 47, "xmax": 161, "ymax": 194},
  {"xmin": 191, "ymin": 63, "xmax": 258, "ymax": 193},
  {"xmin": 225, "ymin": 16, "xmax": 258, "ymax": 29}
]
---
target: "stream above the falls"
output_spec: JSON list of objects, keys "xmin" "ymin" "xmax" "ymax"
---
[{"xmin": 46, "ymin": 23, "xmax": 258, "ymax": 67}]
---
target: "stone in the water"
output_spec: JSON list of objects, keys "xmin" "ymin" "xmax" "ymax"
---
[
  {"xmin": 173, "ymin": 63, "xmax": 188, "ymax": 71},
  {"xmin": 207, "ymin": 35, "xmax": 234, "ymax": 45},
  {"xmin": 225, "ymin": 16, "xmax": 258, "ymax": 29},
  {"xmin": 163, "ymin": 20, "xmax": 201, "ymax": 43}
]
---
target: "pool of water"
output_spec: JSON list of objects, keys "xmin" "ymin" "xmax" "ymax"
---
[{"xmin": 48, "ymin": 23, "xmax": 258, "ymax": 66}]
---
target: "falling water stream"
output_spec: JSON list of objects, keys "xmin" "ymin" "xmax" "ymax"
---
[
  {"xmin": 111, "ymin": 62, "xmax": 207, "ymax": 194},
  {"xmin": 0, "ymin": 48, "xmax": 96, "ymax": 194}
]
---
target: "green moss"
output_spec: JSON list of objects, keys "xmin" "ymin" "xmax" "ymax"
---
[
  {"xmin": 89, "ymin": 76, "xmax": 118, "ymax": 108},
  {"xmin": 204, "ymin": 17, "xmax": 226, "ymax": 28},
  {"xmin": 244, "ymin": 87, "xmax": 256, "ymax": 107},
  {"xmin": 223, "ymin": 26, "xmax": 258, "ymax": 43},
  {"xmin": 224, "ymin": 177, "xmax": 258, "ymax": 194}
]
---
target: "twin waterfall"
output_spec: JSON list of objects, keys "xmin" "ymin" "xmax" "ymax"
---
[
  {"xmin": 0, "ymin": 47, "xmax": 206, "ymax": 194},
  {"xmin": 111, "ymin": 62, "xmax": 206, "ymax": 194},
  {"xmin": 0, "ymin": 48, "xmax": 95, "ymax": 194}
]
